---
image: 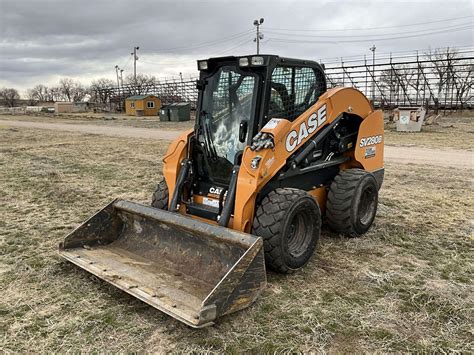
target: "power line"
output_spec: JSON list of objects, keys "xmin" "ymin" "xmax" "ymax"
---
[
  {"xmin": 319, "ymin": 45, "xmax": 474, "ymax": 64},
  {"xmin": 217, "ymin": 37, "xmax": 253, "ymax": 56},
  {"xmin": 265, "ymin": 15, "xmax": 474, "ymax": 32},
  {"xmin": 121, "ymin": 56, "xmax": 133, "ymax": 71},
  {"xmin": 264, "ymin": 22, "xmax": 473, "ymax": 39},
  {"xmin": 137, "ymin": 34, "xmax": 254, "ymax": 66},
  {"xmin": 267, "ymin": 24, "xmax": 474, "ymax": 44},
  {"xmin": 157, "ymin": 29, "xmax": 254, "ymax": 53}
]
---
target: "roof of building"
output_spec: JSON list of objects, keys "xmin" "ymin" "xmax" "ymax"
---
[{"xmin": 126, "ymin": 95, "xmax": 157, "ymax": 101}]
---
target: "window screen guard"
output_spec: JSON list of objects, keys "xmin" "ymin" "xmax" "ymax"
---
[{"xmin": 268, "ymin": 66, "xmax": 326, "ymax": 121}]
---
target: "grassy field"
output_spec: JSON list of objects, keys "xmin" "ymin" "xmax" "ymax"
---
[
  {"xmin": 384, "ymin": 113, "xmax": 474, "ymax": 150},
  {"xmin": 0, "ymin": 112, "xmax": 194, "ymax": 130},
  {"xmin": 1, "ymin": 120, "xmax": 473, "ymax": 352},
  {"xmin": 1, "ymin": 111, "xmax": 473, "ymax": 149}
]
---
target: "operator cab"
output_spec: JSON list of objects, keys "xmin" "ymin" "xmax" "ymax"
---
[{"xmin": 188, "ymin": 55, "xmax": 327, "ymax": 221}]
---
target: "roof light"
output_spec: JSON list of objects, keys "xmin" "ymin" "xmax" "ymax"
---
[
  {"xmin": 198, "ymin": 61, "xmax": 208, "ymax": 70},
  {"xmin": 239, "ymin": 57, "xmax": 249, "ymax": 67},
  {"xmin": 251, "ymin": 56, "xmax": 264, "ymax": 66}
]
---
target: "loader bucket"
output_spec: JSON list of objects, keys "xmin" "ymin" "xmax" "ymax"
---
[{"xmin": 59, "ymin": 199, "xmax": 266, "ymax": 328}]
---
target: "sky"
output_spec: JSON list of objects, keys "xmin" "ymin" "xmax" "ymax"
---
[{"xmin": 0, "ymin": 0, "xmax": 472, "ymax": 95}]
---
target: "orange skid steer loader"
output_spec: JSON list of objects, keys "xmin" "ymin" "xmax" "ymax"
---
[{"xmin": 60, "ymin": 55, "xmax": 384, "ymax": 327}]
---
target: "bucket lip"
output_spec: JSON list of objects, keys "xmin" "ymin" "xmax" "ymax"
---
[
  {"xmin": 58, "ymin": 249, "xmax": 215, "ymax": 328},
  {"xmin": 113, "ymin": 199, "xmax": 259, "ymax": 248}
]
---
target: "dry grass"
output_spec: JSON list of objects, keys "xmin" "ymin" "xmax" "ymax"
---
[
  {"xmin": 1, "ymin": 124, "xmax": 473, "ymax": 352},
  {"xmin": 0, "ymin": 113, "xmax": 195, "ymax": 130},
  {"xmin": 2, "ymin": 111, "xmax": 473, "ymax": 149}
]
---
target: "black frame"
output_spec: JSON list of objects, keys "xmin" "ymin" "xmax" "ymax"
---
[
  {"xmin": 188, "ymin": 55, "xmax": 328, "ymax": 207},
  {"xmin": 196, "ymin": 55, "xmax": 327, "ymax": 142}
]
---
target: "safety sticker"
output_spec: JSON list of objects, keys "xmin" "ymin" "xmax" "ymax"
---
[{"xmin": 365, "ymin": 146, "xmax": 376, "ymax": 158}]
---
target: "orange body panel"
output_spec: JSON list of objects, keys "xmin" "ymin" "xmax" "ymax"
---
[
  {"xmin": 162, "ymin": 128, "xmax": 194, "ymax": 197},
  {"xmin": 233, "ymin": 87, "xmax": 384, "ymax": 232},
  {"xmin": 308, "ymin": 187, "xmax": 327, "ymax": 213},
  {"xmin": 162, "ymin": 88, "xmax": 384, "ymax": 233},
  {"xmin": 354, "ymin": 110, "xmax": 384, "ymax": 171}
]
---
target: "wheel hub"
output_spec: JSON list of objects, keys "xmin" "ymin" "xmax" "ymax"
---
[
  {"xmin": 358, "ymin": 186, "xmax": 376, "ymax": 225},
  {"xmin": 287, "ymin": 212, "xmax": 312, "ymax": 258}
]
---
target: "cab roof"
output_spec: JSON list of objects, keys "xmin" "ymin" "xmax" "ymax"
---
[{"xmin": 198, "ymin": 55, "xmax": 324, "ymax": 72}]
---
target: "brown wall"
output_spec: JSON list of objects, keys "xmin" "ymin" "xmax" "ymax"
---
[{"xmin": 125, "ymin": 96, "xmax": 161, "ymax": 116}]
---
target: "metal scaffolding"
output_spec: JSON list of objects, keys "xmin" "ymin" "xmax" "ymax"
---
[
  {"xmin": 96, "ymin": 47, "xmax": 473, "ymax": 112},
  {"xmin": 323, "ymin": 46, "xmax": 473, "ymax": 111}
]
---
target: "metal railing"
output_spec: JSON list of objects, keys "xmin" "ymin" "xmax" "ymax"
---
[
  {"xmin": 95, "ymin": 46, "xmax": 473, "ymax": 112},
  {"xmin": 323, "ymin": 46, "xmax": 474, "ymax": 110}
]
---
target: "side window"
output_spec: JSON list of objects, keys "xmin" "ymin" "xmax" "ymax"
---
[
  {"xmin": 147, "ymin": 101, "xmax": 155, "ymax": 108},
  {"xmin": 130, "ymin": 101, "xmax": 135, "ymax": 108},
  {"xmin": 235, "ymin": 76, "xmax": 256, "ymax": 118},
  {"xmin": 294, "ymin": 67, "xmax": 317, "ymax": 106},
  {"xmin": 268, "ymin": 66, "xmax": 326, "ymax": 121},
  {"xmin": 268, "ymin": 66, "xmax": 292, "ymax": 120}
]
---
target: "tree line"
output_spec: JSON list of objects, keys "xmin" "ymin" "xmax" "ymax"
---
[{"xmin": 0, "ymin": 73, "xmax": 157, "ymax": 107}]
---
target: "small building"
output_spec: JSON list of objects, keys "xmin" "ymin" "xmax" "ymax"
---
[{"xmin": 125, "ymin": 95, "xmax": 161, "ymax": 116}]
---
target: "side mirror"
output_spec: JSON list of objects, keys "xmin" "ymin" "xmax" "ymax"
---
[{"xmin": 239, "ymin": 120, "xmax": 248, "ymax": 143}]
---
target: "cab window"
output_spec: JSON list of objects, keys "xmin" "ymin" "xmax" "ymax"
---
[{"xmin": 268, "ymin": 65, "xmax": 326, "ymax": 121}]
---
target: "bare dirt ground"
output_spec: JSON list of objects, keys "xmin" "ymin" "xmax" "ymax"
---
[
  {"xmin": 384, "ymin": 146, "xmax": 472, "ymax": 169},
  {"xmin": 1, "ymin": 114, "xmax": 473, "ymax": 352},
  {"xmin": 0, "ymin": 113, "xmax": 193, "ymax": 130},
  {"xmin": 2, "ymin": 111, "xmax": 473, "ymax": 149},
  {"xmin": 1, "ymin": 115, "xmax": 472, "ymax": 169},
  {"xmin": 0, "ymin": 119, "xmax": 185, "ymax": 141}
]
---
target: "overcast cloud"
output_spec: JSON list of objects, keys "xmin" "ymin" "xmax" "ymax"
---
[{"xmin": 0, "ymin": 0, "xmax": 472, "ymax": 94}]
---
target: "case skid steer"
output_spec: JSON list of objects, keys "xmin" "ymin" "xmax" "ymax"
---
[{"xmin": 60, "ymin": 55, "xmax": 384, "ymax": 327}]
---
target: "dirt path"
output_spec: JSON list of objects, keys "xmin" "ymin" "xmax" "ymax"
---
[
  {"xmin": 0, "ymin": 119, "xmax": 182, "ymax": 141},
  {"xmin": 384, "ymin": 145, "xmax": 472, "ymax": 169},
  {"xmin": 1, "ymin": 119, "xmax": 472, "ymax": 169}
]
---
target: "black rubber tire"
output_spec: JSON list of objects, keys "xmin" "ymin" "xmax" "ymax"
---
[
  {"xmin": 252, "ymin": 188, "xmax": 321, "ymax": 274},
  {"xmin": 151, "ymin": 179, "xmax": 169, "ymax": 210},
  {"xmin": 326, "ymin": 169, "xmax": 378, "ymax": 237}
]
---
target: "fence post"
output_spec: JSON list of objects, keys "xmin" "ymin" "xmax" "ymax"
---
[
  {"xmin": 364, "ymin": 55, "xmax": 368, "ymax": 98},
  {"xmin": 389, "ymin": 53, "xmax": 393, "ymax": 109},
  {"xmin": 341, "ymin": 58, "xmax": 345, "ymax": 86}
]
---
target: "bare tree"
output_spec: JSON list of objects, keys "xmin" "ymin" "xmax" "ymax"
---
[
  {"xmin": 451, "ymin": 63, "xmax": 473, "ymax": 109},
  {"xmin": 29, "ymin": 84, "xmax": 50, "ymax": 102},
  {"xmin": 0, "ymin": 88, "xmax": 21, "ymax": 107},
  {"xmin": 25, "ymin": 89, "xmax": 39, "ymax": 105},
  {"xmin": 424, "ymin": 47, "xmax": 459, "ymax": 101},
  {"xmin": 379, "ymin": 68, "xmax": 399, "ymax": 102},
  {"xmin": 89, "ymin": 78, "xmax": 115, "ymax": 104},
  {"xmin": 59, "ymin": 78, "xmax": 74, "ymax": 101},
  {"xmin": 72, "ymin": 85, "xmax": 87, "ymax": 102},
  {"xmin": 124, "ymin": 73, "xmax": 157, "ymax": 95},
  {"xmin": 58, "ymin": 78, "xmax": 86, "ymax": 102},
  {"xmin": 379, "ymin": 65, "xmax": 414, "ymax": 105},
  {"xmin": 48, "ymin": 86, "xmax": 63, "ymax": 101}
]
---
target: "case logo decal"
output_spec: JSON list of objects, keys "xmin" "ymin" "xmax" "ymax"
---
[{"xmin": 286, "ymin": 104, "xmax": 327, "ymax": 152}]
